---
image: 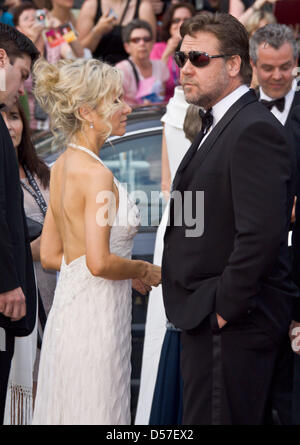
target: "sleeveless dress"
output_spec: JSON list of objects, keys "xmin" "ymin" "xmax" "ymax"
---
[{"xmin": 32, "ymin": 144, "xmax": 140, "ymax": 425}]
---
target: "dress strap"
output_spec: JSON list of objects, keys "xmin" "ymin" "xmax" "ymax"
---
[
  {"xmin": 68, "ymin": 143, "xmax": 119, "ymax": 186},
  {"xmin": 69, "ymin": 143, "xmax": 104, "ymax": 165}
]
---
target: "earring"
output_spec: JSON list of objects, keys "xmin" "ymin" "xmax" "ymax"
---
[{"xmin": 90, "ymin": 122, "xmax": 94, "ymax": 129}]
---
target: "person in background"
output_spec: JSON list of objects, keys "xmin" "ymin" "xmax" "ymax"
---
[
  {"xmin": 13, "ymin": 1, "xmax": 87, "ymax": 131},
  {"xmin": 289, "ymin": 106, "xmax": 300, "ymax": 425},
  {"xmin": 77, "ymin": 0, "xmax": 156, "ymax": 65},
  {"xmin": 0, "ymin": 0, "xmax": 14, "ymax": 26},
  {"xmin": 1, "ymin": 101, "xmax": 56, "ymax": 424},
  {"xmin": 150, "ymin": 2, "xmax": 194, "ymax": 102},
  {"xmin": 116, "ymin": 19, "xmax": 169, "ymax": 106},
  {"xmin": 47, "ymin": 0, "xmax": 90, "ymax": 59},
  {"xmin": 250, "ymin": 23, "xmax": 300, "ymax": 425},
  {"xmin": 244, "ymin": 8, "xmax": 276, "ymax": 36},
  {"xmin": 229, "ymin": 0, "xmax": 277, "ymax": 25},
  {"xmin": 0, "ymin": 22, "xmax": 39, "ymax": 425},
  {"xmin": 250, "ymin": 24, "xmax": 299, "ymax": 142}
]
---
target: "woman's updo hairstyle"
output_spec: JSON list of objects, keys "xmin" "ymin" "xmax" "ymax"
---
[{"xmin": 33, "ymin": 58, "xmax": 123, "ymax": 143}]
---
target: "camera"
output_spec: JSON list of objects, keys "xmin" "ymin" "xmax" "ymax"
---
[{"xmin": 35, "ymin": 9, "xmax": 46, "ymax": 26}]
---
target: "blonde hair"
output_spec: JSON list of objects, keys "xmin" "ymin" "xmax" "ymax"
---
[
  {"xmin": 33, "ymin": 58, "xmax": 123, "ymax": 144},
  {"xmin": 245, "ymin": 11, "xmax": 277, "ymax": 37},
  {"xmin": 183, "ymin": 104, "xmax": 202, "ymax": 143}
]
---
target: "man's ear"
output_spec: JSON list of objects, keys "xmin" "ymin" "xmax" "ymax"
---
[
  {"xmin": 227, "ymin": 55, "xmax": 242, "ymax": 78},
  {"xmin": 0, "ymin": 49, "xmax": 9, "ymax": 69}
]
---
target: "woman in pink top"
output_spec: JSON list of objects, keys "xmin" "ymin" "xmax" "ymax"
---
[
  {"xmin": 116, "ymin": 19, "xmax": 169, "ymax": 106},
  {"xmin": 150, "ymin": 2, "xmax": 195, "ymax": 102}
]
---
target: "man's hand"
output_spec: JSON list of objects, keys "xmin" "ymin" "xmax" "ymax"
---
[
  {"xmin": 132, "ymin": 278, "xmax": 152, "ymax": 295},
  {"xmin": 0, "ymin": 287, "xmax": 26, "ymax": 321},
  {"xmin": 217, "ymin": 313, "xmax": 227, "ymax": 329}
]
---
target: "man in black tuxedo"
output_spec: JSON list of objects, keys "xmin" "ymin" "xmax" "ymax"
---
[
  {"xmin": 0, "ymin": 24, "xmax": 39, "ymax": 423},
  {"xmin": 249, "ymin": 24, "xmax": 300, "ymax": 425},
  {"xmin": 250, "ymin": 24, "xmax": 300, "ymax": 140},
  {"xmin": 162, "ymin": 13, "xmax": 299, "ymax": 425}
]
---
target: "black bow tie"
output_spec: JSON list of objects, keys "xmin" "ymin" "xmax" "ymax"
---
[
  {"xmin": 199, "ymin": 108, "xmax": 214, "ymax": 135},
  {"xmin": 260, "ymin": 97, "xmax": 285, "ymax": 112}
]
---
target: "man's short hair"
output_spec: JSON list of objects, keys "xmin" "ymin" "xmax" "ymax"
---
[
  {"xmin": 122, "ymin": 19, "xmax": 153, "ymax": 43},
  {"xmin": 180, "ymin": 12, "xmax": 252, "ymax": 86},
  {"xmin": 249, "ymin": 23, "xmax": 299, "ymax": 64},
  {"xmin": 0, "ymin": 23, "xmax": 39, "ymax": 65}
]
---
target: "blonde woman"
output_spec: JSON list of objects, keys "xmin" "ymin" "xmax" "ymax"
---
[
  {"xmin": 244, "ymin": 9, "xmax": 276, "ymax": 36},
  {"xmin": 31, "ymin": 58, "xmax": 161, "ymax": 425}
]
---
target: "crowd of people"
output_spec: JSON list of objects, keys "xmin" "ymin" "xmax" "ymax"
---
[{"xmin": 0, "ymin": 0, "xmax": 300, "ymax": 426}]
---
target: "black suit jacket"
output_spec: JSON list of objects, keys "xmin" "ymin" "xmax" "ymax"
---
[
  {"xmin": 0, "ymin": 112, "xmax": 36, "ymax": 336},
  {"xmin": 290, "ymin": 105, "xmax": 300, "ymax": 320},
  {"xmin": 162, "ymin": 90, "xmax": 299, "ymax": 342}
]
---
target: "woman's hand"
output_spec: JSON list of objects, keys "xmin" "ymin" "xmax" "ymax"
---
[
  {"xmin": 141, "ymin": 263, "xmax": 161, "ymax": 287},
  {"xmin": 132, "ymin": 278, "xmax": 152, "ymax": 295},
  {"xmin": 94, "ymin": 10, "xmax": 117, "ymax": 36},
  {"xmin": 25, "ymin": 21, "xmax": 44, "ymax": 43},
  {"xmin": 162, "ymin": 35, "xmax": 181, "ymax": 63}
]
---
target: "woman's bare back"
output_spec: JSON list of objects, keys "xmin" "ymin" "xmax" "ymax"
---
[{"xmin": 49, "ymin": 148, "xmax": 118, "ymax": 266}]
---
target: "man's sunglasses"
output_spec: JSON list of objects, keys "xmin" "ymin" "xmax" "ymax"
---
[
  {"xmin": 130, "ymin": 36, "xmax": 152, "ymax": 44},
  {"xmin": 174, "ymin": 51, "xmax": 234, "ymax": 68}
]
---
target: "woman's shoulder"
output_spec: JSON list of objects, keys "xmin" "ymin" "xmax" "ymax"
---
[
  {"xmin": 51, "ymin": 151, "xmax": 114, "ymax": 193},
  {"xmin": 78, "ymin": 0, "xmax": 98, "ymax": 18}
]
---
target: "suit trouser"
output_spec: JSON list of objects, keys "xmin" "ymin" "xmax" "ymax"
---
[
  {"xmin": 0, "ymin": 331, "xmax": 14, "ymax": 424},
  {"xmin": 180, "ymin": 314, "xmax": 279, "ymax": 425},
  {"xmin": 292, "ymin": 354, "xmax": 300, "ymax": 424},
  {"xmin": 265, "ymin": 335, "xmax": 294, "ymax": 425}
]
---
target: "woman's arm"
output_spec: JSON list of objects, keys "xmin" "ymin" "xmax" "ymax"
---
[
  {"xmin": 77, "ymin": 0, "xmax": 116, "ymax": 53},
  {"xmin": 84, "ymin": 164, "xmax": 161, "ymax": 286},
  {"xmin": 139, "ymin": 0, "xmax": 157, "ymax": 42},
  {"xmin": 40, "ymin": 202, "xmax": 63, "ymax": 271}
]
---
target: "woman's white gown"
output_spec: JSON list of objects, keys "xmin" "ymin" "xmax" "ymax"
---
[
  {"xmin": 135, "ymin": 87, "xmax": 192, "ymax": 425},
  {"xmin": 32, "ymin": 145, "xmax": 140, "ymax": 425}
]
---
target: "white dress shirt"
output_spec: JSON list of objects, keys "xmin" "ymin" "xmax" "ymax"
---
[
  {"xmin": 259, "ymin": 79, "xmax": 297, "ymax": 126},
  {"xmin": 199, "ymin": 84, "xmax": 250, "ymax": 148}
]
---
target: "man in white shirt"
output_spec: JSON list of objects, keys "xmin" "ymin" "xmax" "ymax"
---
[
  {"xmin": 162, "ymin": 12, "xmax": 298, "ymax": 425},
  {"xmin": 250, "ymin": 23, "xmax": 300, "ymax": 425}
]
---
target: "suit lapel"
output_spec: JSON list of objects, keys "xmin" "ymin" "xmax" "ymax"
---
[
  {"xmin": 171, "ymin": 128, "xmax": 204, "ymax": 191},
  {"xmin": 286, "ymin": 90, "xmax": 300, "ymax": 127},
  {"xmin": 172, "ymin": 90, "xmax": 258, "ymax": 192}
]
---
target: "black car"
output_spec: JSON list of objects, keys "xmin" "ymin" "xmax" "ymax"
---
[{"xmin": 33, "ymin": 106, "xmax": 166, "ymax": 421}]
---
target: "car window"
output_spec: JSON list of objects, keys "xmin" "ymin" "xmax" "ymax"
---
[{"xmin": 101, "ymin": 131, "xmax": 166, "ymax": 229}]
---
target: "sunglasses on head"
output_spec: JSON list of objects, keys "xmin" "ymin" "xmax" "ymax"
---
[
  {"xmin": 130, "ymin": 36, "xmax": 152, "ymax": 44},
  {"xmin": 174, "ymin": 51, "xmax": 234, "ymax": 68}
]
